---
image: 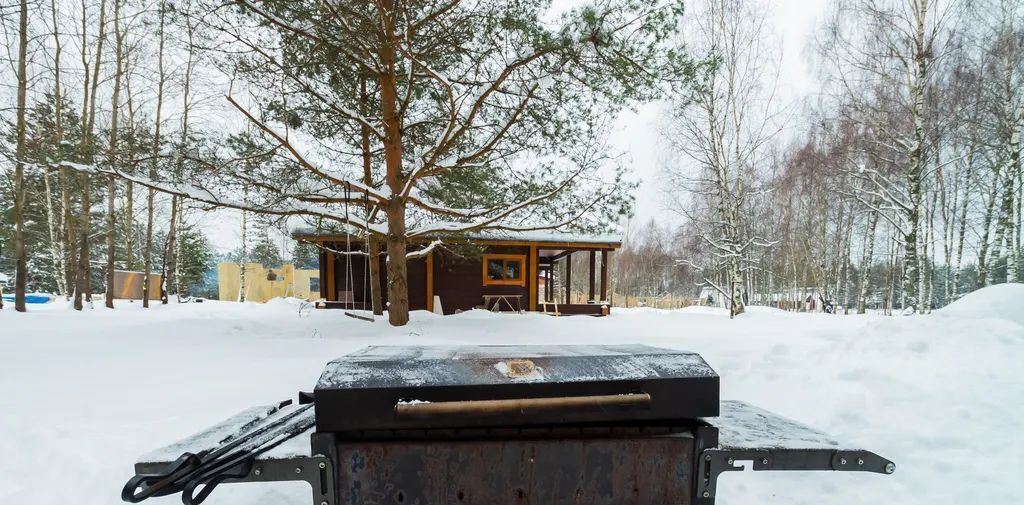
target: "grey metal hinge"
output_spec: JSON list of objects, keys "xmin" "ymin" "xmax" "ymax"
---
[
  {"xmin": 696, "ymin": 447, "xmax": 895, "ymax": 502},
  {"xmin": 245, "ymin": 455, "xmax": 336, "ymax": 505}
]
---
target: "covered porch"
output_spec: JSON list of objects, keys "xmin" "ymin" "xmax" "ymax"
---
[{"xmin": 535, "ymin": 247, "xmax": 612, "ymax": 316}]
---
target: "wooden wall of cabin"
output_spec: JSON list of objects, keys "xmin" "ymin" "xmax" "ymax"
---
[
  {"xmin": 432, "ymin": 245, "xmax": 533, "ymax": 314},
  {"xmin": 321, "ymin": 241, "xmax": 558, "ymax": 313}
]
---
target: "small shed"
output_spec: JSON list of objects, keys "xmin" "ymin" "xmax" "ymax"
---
[
  {"xmin": 291, "ymin": 230, "xmax": 621, "ymax": 316},
  {"xmin": 217, "ymin": 263, "xmax": 321, "ymax": 302}
]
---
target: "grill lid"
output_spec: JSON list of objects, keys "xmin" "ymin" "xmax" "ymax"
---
[{"xmin": 313, "ymin": 344, "xmax": 719, "ymax": 432}]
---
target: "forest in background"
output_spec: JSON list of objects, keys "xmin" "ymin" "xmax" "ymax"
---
[
  {"xmin": 613, "ymin": 0, "xmax": 1023, "ymax": 315},
  {"xmin": 1, "ymin": 0, "xmax": 1022, "ymax": 319}
]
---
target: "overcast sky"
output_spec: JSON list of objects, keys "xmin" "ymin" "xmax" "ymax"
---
[
  {"xmin": 614, "ymin": 0, "xmax": 828, "ymax": 229},
  {"xmin": 200, "ymin": 0, "xmax": 830, "ymax": 256}
]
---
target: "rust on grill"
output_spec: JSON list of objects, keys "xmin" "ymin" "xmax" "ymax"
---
[
  {"xmin": 336, "ymin": 433, "xmax": 695, "ymax": 505},
  {"xmin": 504, "ymin": 359, "xmax": 537, "ymax": 377}
]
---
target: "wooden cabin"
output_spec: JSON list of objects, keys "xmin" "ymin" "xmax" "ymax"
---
[{"xmin": 291, "ymin": 230, "xmax": 621, "ymax": 316}]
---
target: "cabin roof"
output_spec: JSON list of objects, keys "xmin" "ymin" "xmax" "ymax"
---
[{"xmin": 290, "ymin": 227, "xmax": 622, "ymax": 249}]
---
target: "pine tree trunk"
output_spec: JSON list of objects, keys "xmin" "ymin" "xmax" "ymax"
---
[
  {"xmin": 378, "ymin": 1, "xmax": 409, "ymax": 326},
  {"xmin": 62, "ymin": 168, "xmax": 76, "ymax": 299},
  {"xmin": 385, "ymin": 205, "xmax": 409, "ymax": 325},
  {"xmin": 12, "ymin": 0, "xmax": 29, "ymax": 312}
]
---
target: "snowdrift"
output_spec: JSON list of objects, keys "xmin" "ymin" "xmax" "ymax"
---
[{"xmin": 937, "ymin": 282, "xmax": 1024, "ymax": 327}]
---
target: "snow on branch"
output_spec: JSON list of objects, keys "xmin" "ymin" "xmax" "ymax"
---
[
  {"xmin": 226, "ymin": 95, "xmax": 391, "ymax": 204},
  {"xmin": 55, "ymin": 161, "xmax": 387, "ymax": 235},
  {"xmin": 407, "ymin": 166, "xmax": 586, "ymax": 237},
  {"xmin": 405, "ymin": 240, "xmax": 443, "ymax": 259}
]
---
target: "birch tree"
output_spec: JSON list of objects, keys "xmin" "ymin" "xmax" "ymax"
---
[
  {"xmin": 661, "ymin": 0, "xmax": 781, "ymax": 316},
  {"xmin": 820, "ymin": 0, "xmax": 957, "ymax": 313}
]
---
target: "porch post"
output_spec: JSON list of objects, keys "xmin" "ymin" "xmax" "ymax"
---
[
  {"xmin": 426, "ymin": 251, "xmax": 434, "ymax": 313},
  {"xmin": 588, "ymin": 251, "xmax": 596, "ymax": 301},
  {"xmin": 564, "ymin": 253, "xmax": 572, "ymax": 304},
  {"xmin": 600, "ymin": 249, "xmax": 608, "ymax": 302},
  {"xmin": 545, "ymin": 266, "xmax": 552, "ymax": 302},
  {"xmin": 318, "ymin": 249, "xmax": 328, "ymax": 299},
  {"xmin": 528, "ymin": 245, "xmax": 537, "ymax": 311},
  {"xmin": 326, "ymin": 248, "xmax": 336, "ymax": 301}
]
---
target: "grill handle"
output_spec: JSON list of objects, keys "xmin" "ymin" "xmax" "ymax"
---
[{"xmin": 394, "ymin": 392, "xmax": 652, "ymax": 418}]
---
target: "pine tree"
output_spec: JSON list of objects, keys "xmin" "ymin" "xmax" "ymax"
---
[
  {"xmin": 175, "ymin": 228, "xmax": 213, "ymax": 296},
  {"xmin": 291, "ymin": 241, "xmax": 318, "ymax": 270},
  {"xmin": 82, "ymin": 0, "xmax": 696, "ymax": 326}
]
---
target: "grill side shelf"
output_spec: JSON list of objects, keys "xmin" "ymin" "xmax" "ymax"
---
[
  {"xmin": 134, "ymin": 456, "xmax": 335, "ymax": 505},
  {"xmin": 128, "ymin": 401, "xmax": 334, "ymax": 505},
  {"xmin": 694, "ymin": 400, "xmax": 895, "ymax": 504}
]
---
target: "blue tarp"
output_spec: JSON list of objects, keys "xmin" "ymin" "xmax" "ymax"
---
[{"xmin": 1, "ymin": 294, "xmax": 53, "ymax": 304}]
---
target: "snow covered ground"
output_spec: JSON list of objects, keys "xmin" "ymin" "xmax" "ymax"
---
[{"xmin": 1, "ymin": 285, "xmax": 1022, "ymax": 505}]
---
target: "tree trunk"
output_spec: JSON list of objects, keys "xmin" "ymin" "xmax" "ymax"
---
[
  {"xmin": 42, "ymin": 169, "xmax": 67, "ymax": 297},
  {"xmin": 360, "ymin": 77, "xmax": 384, "ymax": 316},
  {"xmin": 75, "ymin": 0, "xmax": 106, "ymax": 310},
  {"xmin": 1005, "ymin": 100, "xmax": 1022, "ymax": 283},
  {"xmin": 62, "ymin": 168, "xmax": 76, "ymax": 299},
  {"xmin": 858, "ymin": 209, "xmax": 879, "ymax": 314},
  {"xmin": 48, "ymin": 0, "xmax": 69, "ymax": 298},
  {"xmin": 840, "ymin": 223, "xmax": 852, "ymax": 315},
  {"xmin": 385, "ymin": 205, "xmax": 409, "ymax": 325},
  {"xmin": 239, "ymin": 209, "xmax": 247, "ymax": 302},
  {"xmin": 12, "ymin": 0, "xmax": 29, "ymax": 312},
  {"xmin": 161, "ymin": 196, "xmax": 177, "ymax": 304},
  {"xmin": 104, "ymin": 0, "xmax": 123, "ymax": 309},
  {"xmin": 378, "ymin": 1, "xmax": 409, "ymax": 326},
  {"xmin": 174, "ymin": 201, "xmax": 185, "ymax": 298},
  {"xmin": 143, "ymin": 1, "xmax": 166, "ymax": 309},
  {"xmin": 166, "ymin": 34, "xmax": 194, "ymax": 303},
  {"xmin": 977, "ymin": 171, "xmax": 1001, "ymax": 287}
]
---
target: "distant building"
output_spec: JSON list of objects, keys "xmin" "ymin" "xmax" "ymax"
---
[{"xmin": 217, "ymin": 263, "xmax": 320, "ymax": 303}]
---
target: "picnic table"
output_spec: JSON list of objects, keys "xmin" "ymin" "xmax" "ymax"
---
[{"xmin": 482, "ymin": 294, "xmax": 523, "ymax": 313}]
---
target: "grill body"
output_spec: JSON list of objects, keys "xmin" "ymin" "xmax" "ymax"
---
[{"xmin": 319, "ymin": 431, "xmax": 699, "ymax": 505}]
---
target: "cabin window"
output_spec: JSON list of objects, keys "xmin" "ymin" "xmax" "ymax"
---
[{"xmin": 482, "ymin": 254, "xmax": 526, "ymax": 287}]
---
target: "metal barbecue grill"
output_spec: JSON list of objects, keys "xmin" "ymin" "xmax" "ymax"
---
[{"xmin": 124, "ymin": 345, "xmax": 894, "ymax": 505}]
